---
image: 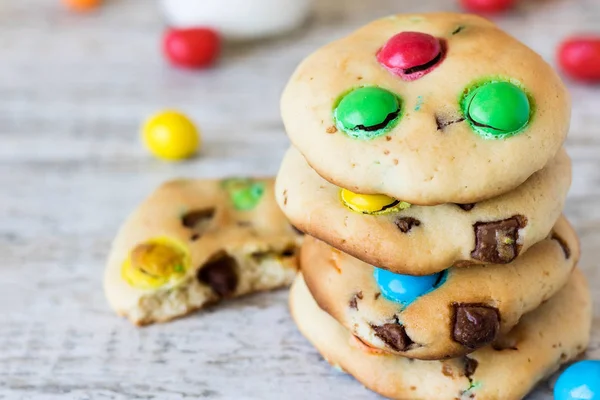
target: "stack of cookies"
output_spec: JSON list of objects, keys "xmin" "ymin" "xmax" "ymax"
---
[{"xmin": 275, "ymin": 13, "xmax": 592, "ymax": 399}]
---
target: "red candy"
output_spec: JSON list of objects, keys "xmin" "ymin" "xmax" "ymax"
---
[
  {"xmin": 459, "ymin": 0, "xmax": 515, "ymax": 13},
  {"xmin": 558, "ymin": 37, "xmax": 600, "ymax": 82},
  {"xmin": 377, "ymin": 32, "xmax": 443, "ymax": 81},
  {"xmin": 163, "ymin": 28, "xmax": 221, "ymax": 69}
]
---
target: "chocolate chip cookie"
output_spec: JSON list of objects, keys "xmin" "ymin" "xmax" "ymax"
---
[
  {"xmin": 281, "ymin": 13, "xmax": 570, "ymax": 205},
  {"xmin": 289, "ymin": 269, "xmax": 591, "ymax": 400},
  {"xmin": 277, "ymin": 146, "xmax": 570, "ymax": 275},
  {"xmin": 104, "ymin": 178, "xmax": 303, "ymax": 326},
  {"xmin": 300, "ymin": 216, "xmax": 579, "ymax": 359}
]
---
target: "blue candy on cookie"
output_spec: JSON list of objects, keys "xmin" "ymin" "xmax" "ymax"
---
[{"xmin": 373, "ymin": 267, "xmax": 446, "ymax": 306}]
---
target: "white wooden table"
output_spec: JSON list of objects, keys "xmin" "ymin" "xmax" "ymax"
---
[{"xmin": 0, "ymin": 0, "xmax": 599, "ymax": 398}]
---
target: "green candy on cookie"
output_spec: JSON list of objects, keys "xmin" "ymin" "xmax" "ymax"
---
[
  {"xmin": 222, "ymin": 178, "xmax": 265, "ymax": 211},
  {"xmin": 334, "ymin": 86, "xmax": 402, "ymax": 140},
  {"xmin": 463, "ymin": 81, "xmax": 531, "ymax": 139}
]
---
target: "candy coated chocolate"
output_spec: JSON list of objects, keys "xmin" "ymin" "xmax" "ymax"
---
[
  {"xmin": 558, "ymin": 37, "xmax": 600, "ymax": 82},
  {"xmin": 377, "ymin": 31, "xmax": 443, "ymax": 80},
  {"xmin": 334, "ymin": 87, "xmax": 401, "ymax": 140},
  {"xmin": 340, "ymin": 189, "xmax": 411, "ymax": 215},
  {"xmin": 464, "ymin": 81, "xmax": 530, "ymax": 138},
  {"xmin": 373, "ymin": 267, "xmax": 444, "ymax": 306},
  {"xmin": 222, "ymin": 178, "xmax": 266, "ymax": 211},
  {"xmin": 554, "ymin": 360, "xmax": 600, "ymax": 400}
]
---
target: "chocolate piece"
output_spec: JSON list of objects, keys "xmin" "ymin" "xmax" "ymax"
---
[
  {"xmin": 395, "ymin": 217, "xmax": 421, "ymax": 233},
  {"xmin": 452, "ymin": 25, "xmax": 465, "ymax": 35},
  {"xmin": 435, "ymin": 114, "xmax": 465, "ymax": 131},
  {"xmin": 349, "ymin": 291, "xmax": 363, "ymax": 310},
  {"xmin": 452, "ymin": 304, "xmax": 500, "ymax": 348},
  {"xmin": 197, "ymin": 251, "xmax": 238, "ymax": 297},
  {"xmin": 462, "ymin": 356, "xmax": 478, "ymax": 377},
  {"xmin": 456, "ymin": 203, "xmax": 476, "ymax": 211},
  {"xmin": 181, "ymin": 208, "xmax": 216, "ymax": 237},
  {"xmin": 371, "ymin": 323, "xmax": 413, "ymax": 352},
  {"xmin": 471, "ymin": 216, "xmax": 526, "ymax": 263},
  {"xmin": 551, "ymin": 233, "xmax": 571, "ymax": 259},
  {"xmin": 281, "ymin": 246, "xmax": 296, "ymax": 257}
]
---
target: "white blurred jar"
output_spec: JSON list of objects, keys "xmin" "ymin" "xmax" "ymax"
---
[{"xmin": 161, "ymin": 0, "xmax": 312, "ymax": 41}]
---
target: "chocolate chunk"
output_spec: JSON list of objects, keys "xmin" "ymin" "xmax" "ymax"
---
[
  {"xmin": 181, "ymin": 208, "xmax": 216, "ymax": 234},
  {"xmin": 551, "ymin": 233, "xmax": 571, "ymax": 259},
  {"xmin": 371, "ymin": 323, "xmax": 413, "ymax": 352},
  {"xmin": 197, "ymin": 251, "xmax": 238, "ymax": 297},
  {"xmin": 452, "ymin": 304, "xmax": 500, "ymax": 349},
  {"xmin": 452, "ymin": 25, "xmax": 465, "ymax": 35},
  {"xmin": 395, "ymin": 217, "xmax": 421, "ymax": 233},
  {"xmin": 435, "ymin": 114, "xmax": 465, "ymax": 131},
  {"xmin": 456, "ymin": 203, "xmax": 476, "ymax": 211},
  {"xmin": 281, "ymin": 246, "xmax": 296, "ymax": 257},
  {"xmin": 349, "ymin": 291, "xmax": 363, "ymax": 310},
  {"xmin": 471, "ymin": 216, "xmax": 526, "ymax": 263},
  {"xmin": 462, "ymin": 356, "xmax": 478, "ymax": 377}
]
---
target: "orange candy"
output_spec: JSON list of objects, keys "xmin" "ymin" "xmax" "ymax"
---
[{"xmin": 62, "ymin": 0, "xmax": 101, "ymax": 12}]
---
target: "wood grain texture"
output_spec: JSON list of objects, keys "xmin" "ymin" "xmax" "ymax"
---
[{"xmin": 0, "ymin": 0, "xmax": 599, "ymax": 398}]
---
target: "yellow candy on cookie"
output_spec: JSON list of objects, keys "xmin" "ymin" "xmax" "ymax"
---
[
  {"xmin": 142, "ymin": 110, "xmax": 200, "ymax": 161},
  {"xmin": 340, "ymin": 188, "xmax": 410, "ymax": 215},
  {"xmin": 121, "ymin": 237, "xmax": 190, "ymax": 290}
]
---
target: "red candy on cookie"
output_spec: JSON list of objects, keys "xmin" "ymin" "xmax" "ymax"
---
[
  {"xmin": 163, "ymin": 27, "xmax": 221, "ymax": 69},
  {"xmin": 557, "ymin": 37, "xmax": 600, "ymax": 83},
  {"xmin": 377, "ymin": 32, "xmax": 443, "ymax": 81},
  {"xmin": 459, "ymin": 0, "xmax": 515, "ymax": 13}
]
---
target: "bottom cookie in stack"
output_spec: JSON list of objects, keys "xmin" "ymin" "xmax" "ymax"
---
[{"xmin": 290, "ymin": 269, "xmax": 591, "ymax": 400}]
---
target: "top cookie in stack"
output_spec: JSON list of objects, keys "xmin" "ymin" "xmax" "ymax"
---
[{"xmin": 277, "ymin": 12, "xmax": 571, "ymax": 276}]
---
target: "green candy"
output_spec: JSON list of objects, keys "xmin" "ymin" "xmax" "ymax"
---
[
  {"xmin": 334, "ymin": 87, "xmax": 402, "ymax": 140},
  {"xmin": 222, "ymin": 178, "xmax": 265, "ymax": 211},
  {"xmin": 463, "ymin": 81, "xmax": 531, "ymax": 139}
]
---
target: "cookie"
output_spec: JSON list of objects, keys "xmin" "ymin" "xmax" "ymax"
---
[
  {"xmin": 277, "ymin": 146, "xmax": 571, "ymax": 274},
  {"xmin": 290, "ymin": 269, "xmax": 591, "ymax": 400},
  {"xmin": 281, "ymin": 13, "xmax": 570, "ymax": 205},
  {"xmin": 300, "ymin": 215, "xmax": 578, "ymax": 359},
  {"xmin": 104, "ymin": 178, "xmax": 303, "ymax": 326}
]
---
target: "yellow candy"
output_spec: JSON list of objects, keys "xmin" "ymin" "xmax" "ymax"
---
[
  {"xmin": 142, "ymin": 110, "xmax": 200, "ymax": 161},
  {"xmin": 121, "ymin": 237, "xmax": 190, "ymax": 290},
  {"xmin": 340, "ymin": 188, "xmax": 411, "ymax": 215}
]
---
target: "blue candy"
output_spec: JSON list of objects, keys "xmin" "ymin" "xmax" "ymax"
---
[
  {"xmin": 554, "ymin": 360, "xmax": 600, "ymax": 400},
  {"xmin": 373, "ymin": 267, "xmax": 445, "ymax": 306}
]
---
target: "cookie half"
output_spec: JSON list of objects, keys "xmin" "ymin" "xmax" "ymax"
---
[
  {"xmin": 281, "ymin": 13, "xmax": 570, "ymax": 205},
  {"xmin": 301, "ymin": 216, "xmax": 578, "ymax": 359},
  {"xmin": 290, "ymin": 269, "xmax": 591, "ymax": 400},
  {"xmin": 104, "ymin": 178, "xmax": 303, "ymax": 326},
  {"xmin": 277, "ymin": 146, "xmax": 571, "ymax": 275}
]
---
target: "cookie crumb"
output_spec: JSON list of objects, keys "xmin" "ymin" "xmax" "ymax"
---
[{"xmin": 326, "ymin": 126, "xmax": 338, "ymax": 134}]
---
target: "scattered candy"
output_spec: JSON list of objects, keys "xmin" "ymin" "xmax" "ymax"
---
[
  {"xmin": 334, "ymin": 87, "xmax": 402, "ymax": 140},
  {"xmin": 340, "ymin": 189, "xmax": 411, "ymax": 215},
  {"xmin": 377, "ymin": 32, "xmax": 443, "ymax": 81},
  {"xmin": 62, "ymin": 0, "xmax": 101, "ymax": 12},
  {"xmin": 373, "ymin": 267, "xmax": 445, "ymax": 306},
  {"xmin": 459, "ymin": 0, "xmax": 515, "ymax": 13},
  {"xmin": 142, "ymin": 110, "xmax": 200, "ymax": 161},
  {"xmin": 558, "ymin": 37, "xmax": 600, "ymax": 83},
  {"xmin": 554, "ymin": 360, "xmax": 600, "ymax": 400},
  {"xmin": 160, "ymin": 0, "xmax": 311, "ymax": 41},
  {"xmin": 222, "ymin": 178, "xmax": 266, "ymax": 211},
  {"xmin": 122, "ymin": 238, "xmax": 189, "ymax": 290},
  {"xmin": 163, "ymin": 28, "xmax": 221, "ymax": 69},
  {"xmin": 462, "ymin": 81, "xmax": 530, "ymax": 139}
]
